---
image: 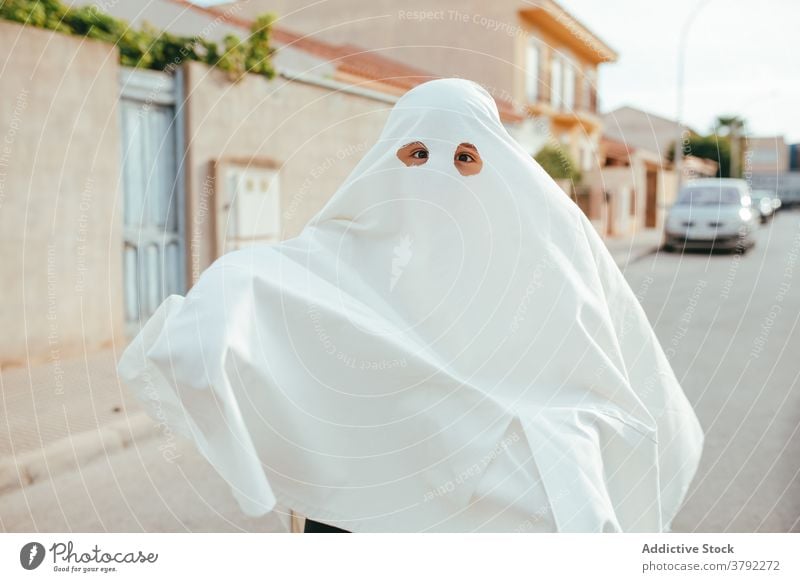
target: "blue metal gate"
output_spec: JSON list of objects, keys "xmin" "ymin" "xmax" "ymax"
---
[{"xmin": 119, "ymin": 68, "xmax": 185, "ymax": 333}]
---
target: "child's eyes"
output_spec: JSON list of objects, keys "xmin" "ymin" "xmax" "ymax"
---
[{"xmin": 397, "ymin": 141, "xmax": 481, "ymax": 175}]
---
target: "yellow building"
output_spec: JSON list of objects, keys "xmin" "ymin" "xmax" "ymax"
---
[{"xmin": 518, "ymin": 0, "xmax": 617, "ymax": 170}]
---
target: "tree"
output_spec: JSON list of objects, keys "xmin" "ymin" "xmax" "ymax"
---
[
  {"xmin": 713, "ymin": 115, "xmax": 746, "ymax": 137},
  {"xmin": 713, "ymin": 116, "xmax": 746, "ymax": 178},
  {"xmin": 534, "ymin": 144, "xmax": 582, "ymax": 183},
  {"xmin": 668, "ymin": 134, "xmax": 732, "ymax": 178}
]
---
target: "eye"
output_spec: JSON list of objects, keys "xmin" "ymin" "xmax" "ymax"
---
[
  {"xmin": 453, "ymin": 143, "xmax": 483, "ymax": 176},
  {"xmin": 411, "ymin": 149, "xmax": 429, "ymax": 159},
  {"xmin": 396, "ymin": 141, "xmax": 429, "ymax": 167}
]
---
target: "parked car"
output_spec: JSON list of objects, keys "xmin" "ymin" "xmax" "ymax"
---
[
  {"xmin": 663, "ymin": 179, "xmax": 757, "ymax": 252},
  {"xmin": 751, "ymin": 189, "xmax": 780, "ymax": 222},
  {"xmin": 752, "ymin": 189, "xmax": 776, "ymax": 223}
]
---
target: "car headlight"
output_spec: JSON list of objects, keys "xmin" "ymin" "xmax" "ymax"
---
[{"xmin": 739, "ymin": 207, "xmax": 752, "ymax": 221}]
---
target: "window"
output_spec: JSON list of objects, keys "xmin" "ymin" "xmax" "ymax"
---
[
  {"xmin": 752, "ymin": 149, "xmax": 778, "ymax": 163},
  {"xmin": 582, "ymin": 69, "xmax": 591, "ymax": 110},
  {"xmin": 581, "ymin": 144, "xmax": 594, "ymax": 172},
  {"xmin": 676, "ymin": 186, "xmax": 741, "ymax": 206},
  {"xmin": 583, "ymin": 68, "xmax": 597, "ymax": 113},
  {"xmin": 525, "ymin": 38, "xmax": 539, "ymax": 102},
  {"xmin": 550, "ymin": 54, "xmax": 562, "ymax": 110},
  {"xmin": 563, "ymin": 58, "xmax": 575, "ymax": 111}
]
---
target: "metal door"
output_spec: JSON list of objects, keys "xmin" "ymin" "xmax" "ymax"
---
[{"xmin": 119, "ymin": 68, "xmax": 185, "ymax": 333}]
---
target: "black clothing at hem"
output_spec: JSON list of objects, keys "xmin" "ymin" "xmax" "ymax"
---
[{"xmin": 303, "ymin": 518, "xmax": 351, "ymax": 533}]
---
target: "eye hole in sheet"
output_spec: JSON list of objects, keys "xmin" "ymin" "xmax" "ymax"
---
[
  {"xmin": 453, "ymin": 142, "xmax": 483, "ymax": 176},
  {"xmin": 396, "ymin": 141, "xmax": 429, "ymax": 167}
]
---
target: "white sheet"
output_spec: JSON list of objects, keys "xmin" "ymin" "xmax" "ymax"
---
[{"xmin": 117, "ymin": 78, "xmax": 704, "ymax": 532}]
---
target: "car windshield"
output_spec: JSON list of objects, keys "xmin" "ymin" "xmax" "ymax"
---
[{"xmin": 676, "ymin": 186, "xmax": 741, "ymax": 206}]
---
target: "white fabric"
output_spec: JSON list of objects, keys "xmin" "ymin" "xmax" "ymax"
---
[{"xmin": 117, "ymin": 78, "xmax": 704, "ymax": 532}]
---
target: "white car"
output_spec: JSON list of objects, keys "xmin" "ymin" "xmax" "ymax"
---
[
  {"xmin": 751, "ymin": 189, "xmax": 780, "ymax": 222},
  {"xmin": 664, "ymin": 179, "xmax": 757, "ymax": 252}
]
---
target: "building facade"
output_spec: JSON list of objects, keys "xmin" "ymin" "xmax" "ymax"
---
[
  {"xmin": 597, "ymin": 106, "xmax": 724, "ymax": 236},
  {"xmin": 225, "ymin": 0, "xmax": 617, "ymax": 170},
  {"xmin": 746, "ymin": 136, "xmax": 800, "ymax": 206},
  {"xmin": 745, "ymin": 136, "xmax": 789, "ymax": 175}
]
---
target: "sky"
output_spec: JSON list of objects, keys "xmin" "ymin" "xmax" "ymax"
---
[
  {"xmin": 557, "ymin": 0, "xmax": 799, "ymax": 142},
  {"xmin": 194, "ymin": 0, "xmax": 799, "ymax": 142}
]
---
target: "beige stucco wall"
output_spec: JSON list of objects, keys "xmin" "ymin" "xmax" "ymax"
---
[
  {"xmin": 746, "ymin": 136, "xmax": 789, "ymax": 174},
  {"xmin": 586, "ymin": 166, "xmax": 635, "ymax": 236},
  {"xmin": 182, "ymin": 61, "xmax": 390, "ymax": 284},
  {"xmin": 0, "ymin": 21, "xmax": 124, "ymax": 366},
  {"xmin": 234, "ymin": 0, "xmax": 522, "ymax": 95}
]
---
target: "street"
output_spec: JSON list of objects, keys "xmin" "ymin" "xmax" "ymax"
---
[{"xmin": 623, "ymin": 210, "xmax": 800, "ymax": 532}]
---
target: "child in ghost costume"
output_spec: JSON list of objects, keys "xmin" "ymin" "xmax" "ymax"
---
[{"xmin": 117, "ymin": 78, "xmax": 704, "ymax": 533}]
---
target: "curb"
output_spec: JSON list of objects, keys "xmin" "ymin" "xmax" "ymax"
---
[
  {"xmin": 0, "ymin": 411, "xmax": 158, "ymax": 496},
  {"xmin": 631, "ymin": 243, "xmax": 662, "ymax": 263},
  {"xmin": 610, "ymin": 243, "xmax": 662, "ymax": 270}
]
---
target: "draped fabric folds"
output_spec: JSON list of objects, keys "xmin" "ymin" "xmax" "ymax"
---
[{"xmin": 118, "ymin": 78, "xmax": 704, "ymax": 532}]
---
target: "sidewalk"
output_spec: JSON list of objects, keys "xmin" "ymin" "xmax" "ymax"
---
[
  {"xmin": 603, "ymin": 228, "xmax": 664, "ymax": 271},
  {"xmin": 0, "ymin": 350, "xmax": 291, "ymax": 532},
  {"xmin": 0, "ymin": 349, "xmax": 157, "ymax": 494}
]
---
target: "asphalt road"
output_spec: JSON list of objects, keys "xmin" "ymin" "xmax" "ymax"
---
[{"xmin": 621, "ymin": 209, "xmax": 800, "ymax": 532}]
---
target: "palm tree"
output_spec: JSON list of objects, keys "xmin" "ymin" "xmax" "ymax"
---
[{"xmin": 714, "ymin": 116, "xmax": 746, "ymax": 178}]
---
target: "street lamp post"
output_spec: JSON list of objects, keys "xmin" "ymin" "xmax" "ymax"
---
[{"xmin": 674, "ymin": 0, "xmax": 711, "ymax": 186}]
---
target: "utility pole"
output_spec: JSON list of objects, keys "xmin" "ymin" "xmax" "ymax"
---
[{"xmin": 674, "ymin": 0, "xmax": 711, "ymax": 186}]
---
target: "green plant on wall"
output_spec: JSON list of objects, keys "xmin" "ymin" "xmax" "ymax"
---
[
  {"xmin": 534, "ymin": 144, "xmax": 582, "ymax": 183},
  {"xmin": 0, "ymin": 0, "xmax": 276, "ymax": 81},
  {"xmin": 244, "ymin": 14, "xmax": 276, "ymax": 79},
  {"xmin": 209, "ymin": 15, "xmax": 277, "ymax": 81}
]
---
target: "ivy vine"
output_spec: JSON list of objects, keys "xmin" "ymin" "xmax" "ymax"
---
[{"xmin": 0, "ymin": 0, "xmax": 276, "ymax": 81}]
